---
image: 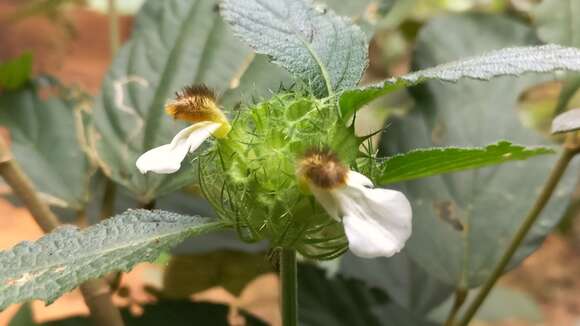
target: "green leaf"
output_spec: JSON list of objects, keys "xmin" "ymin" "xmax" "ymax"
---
[
  {"xmin": 379, "ymin": 141, "xmax": 554, "ymax": 185},
  {"xmin": 0, "ymin": 53, "xmax": 33, "ymax": 91},
  {"xmin": 299, "ymin": 263, "xmax": 438, "ymax": 326},
  {"xmin": 340, "ymin": 251, "xmax": 453, "ymax": 316},
  {"xmin": 91, "ymin": 0, "xmax": 252, "ymax": 203},
  {"xmin": 220, "ymin": 0, "xmax": 368, "ymax": 97},
  {"xmin": 43, "ymin": 300, "xmax": 268, "ymax": 326},
  {"xmin": 162, "ymin": 251, "xmax": 271, "ymax": 297},
  {"xmin": 0, "ymin": 77, "xmax": 94, "ymax": 210},
  {"xmin": 340, "ymin": 44, "xmax": 580, "ymax": 117},
  {"xmin": 380, "ymin": 14, "xmax": 579, "ymax": 288},
  {"xmin": 220, "ymin": 55, "xmax": 291, "ymax": 108},
  {"xmin": 8, "ymin": 303, "xmax": 34, "ymax": 326},
  {"xmin": 533, "ymin": 0, "xmax": 580, "ymax": 47},
  {"xmin": 299, "ymin": 263, "xmax": 385, "ymax": 326},
  {"xmin": 0, "ymin": 209, "xmax": 224, "ymax": 310},
  {"xmin": 551, "ymin": 108, "xmax": 580, "ymax": 134},
  {"xmin": 429, "ymin": 287, "xmax": 542, "ymax": 324}
]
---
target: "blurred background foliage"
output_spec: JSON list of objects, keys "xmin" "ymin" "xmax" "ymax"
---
[{"xmin": 1, "ymin": 0, "xmax": 580, "ymax": 325}]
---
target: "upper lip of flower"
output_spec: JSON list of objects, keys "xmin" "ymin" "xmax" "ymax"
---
[
  {"xmin": 136, "ymin": 121, "xmax": 222, "ymax": 174},
  {"xmin": 135, "ymin": 84, "xmax": 231, "ymax": 175}
]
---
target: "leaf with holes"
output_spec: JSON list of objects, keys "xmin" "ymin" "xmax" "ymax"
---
[
  {"xmin": 379, "ymin": 141, "xmax": 553, "ymax": 185},
  {"xmin": 90, "ymin": 0, "xmax": 252, "ymax": 203},
  {"xmin": 380, "ymin": 14, "xmax": 579, "ymax": 288},
  {"xmin": 220, "ymin": 0, "xmax": 368, "ymax": 97},
  {"xmin": 0, "ymin": 209, "xmax": 224, "ymax": 310},
  {"xmin": 340, "ymin": 44, "xmax": 580, "ymax": 117}
]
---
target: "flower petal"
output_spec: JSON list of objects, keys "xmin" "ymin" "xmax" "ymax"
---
[
  {"xmin": 346, "ymin": 171, "xmax": 373, "ymax": 188},
  {"xmin": 136, "ymin": 121, "xmax": 220, "ymax": 174},
  {"xmin": 309, "ymin": 187, "xmax": 341, "ymax": 220},
  {"xmin": 337, "ymin": 174, "xmax": 412, "ymax": 258}
]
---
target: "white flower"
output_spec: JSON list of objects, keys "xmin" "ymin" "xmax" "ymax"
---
[
  {"xmin": 136, "ymin": 121, "xmax": 221, "ymax": 174},
  {"xmin": 136, "ymin": 84, "xmax": 230, "ymax": 175},
  {"xmin": 299, "ymin": 150, "xmax": 412, "ymax": 258}
]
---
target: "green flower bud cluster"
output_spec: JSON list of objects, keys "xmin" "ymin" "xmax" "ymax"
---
[{"xmin": 197, "ymin": 92, "xmax": 363, "ymax": 259}]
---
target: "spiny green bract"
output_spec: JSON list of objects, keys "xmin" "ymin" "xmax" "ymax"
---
[{"xmin": 198, "ymin": 93, "xmax": 362, "ymax": 259}]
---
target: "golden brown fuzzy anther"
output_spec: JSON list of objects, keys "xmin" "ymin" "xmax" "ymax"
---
[
  {"xmin": 164, "ymin": 84, "xmax": 231, "ymax": 138},
  {"xmin": 165, "ymin": 84, "xmax": 221, "ymax": 123},
  {"xmin": 298, "ymin": 148, "xmax": 348, "ymax": 189}
]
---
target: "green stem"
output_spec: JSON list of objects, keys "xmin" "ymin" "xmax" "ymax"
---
[
  {"xmin": 554, "ymin": 75, "xmax": 580, "ymax": 116},
  {"xmin": 444, "ymin": 288, "xmax": 467, "ymax": 326},
  {"xmin": 459, "ymin": 146, "xmax": 580, "ymax": 326},
  {"xmin": 108, "ymin": 0, "xmax": 120, "ymax": 56},
  {"xmin": 280, "ymin": 248, "xmax": 298, "ymax": 326}
]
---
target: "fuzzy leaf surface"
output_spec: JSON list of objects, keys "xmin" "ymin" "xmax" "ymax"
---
[
  {"xmin": 340, "ymin": 44, "xmax": 580, "ymax": 117},
  {"xmin": 0, "ymin": 209, "xmax": 224, "ymax": 310},
  {"xmin": 380, "ymin": 14, "xmax": 579, "ymax": 288},
  {"xmin": 220, "ymin": 0, "xmax": 368, "ymax": 97},
  {"xmin": 379, "ymin": 141, "xmax": 553, "ymax": 185}
]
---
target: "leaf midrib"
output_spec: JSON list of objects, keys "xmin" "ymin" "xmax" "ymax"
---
[{"xmin": 0, "ymin": 220, "xmax": 225, "ymax": 280}]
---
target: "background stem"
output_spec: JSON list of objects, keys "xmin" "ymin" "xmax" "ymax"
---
[
  {"xmin": 280, "ymin": 248, "xmax": 298, "ymax": 326},
  {"xmin": 459, "ymin": 145, "xmax": 580, "ymax": 326},
  {"xmin": 107, "ymin": 0, "xmax": 120, "ymax": 56},
  {"xmin": 0, "ymin": 138, "xmax": 124, "ymax": 326},
  {"xmin": 444, "ymin": 288, "xmax": 467, "ymax": 326},
  {"xmin": 99, "ymin": 179, "xmax": 117, "ymax": 220}
]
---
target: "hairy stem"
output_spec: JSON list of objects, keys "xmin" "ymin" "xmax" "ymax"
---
[
  {"xmin": 0, "ymin": 138, "xmax": 124, "ymax": 326},
  {"xmin": 459, "ymin": 144, "xmax": 580, "ymax": 326},
  {"xmin": 280, "ymin": 248, "xmax": 298, "ymax": 326}
]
